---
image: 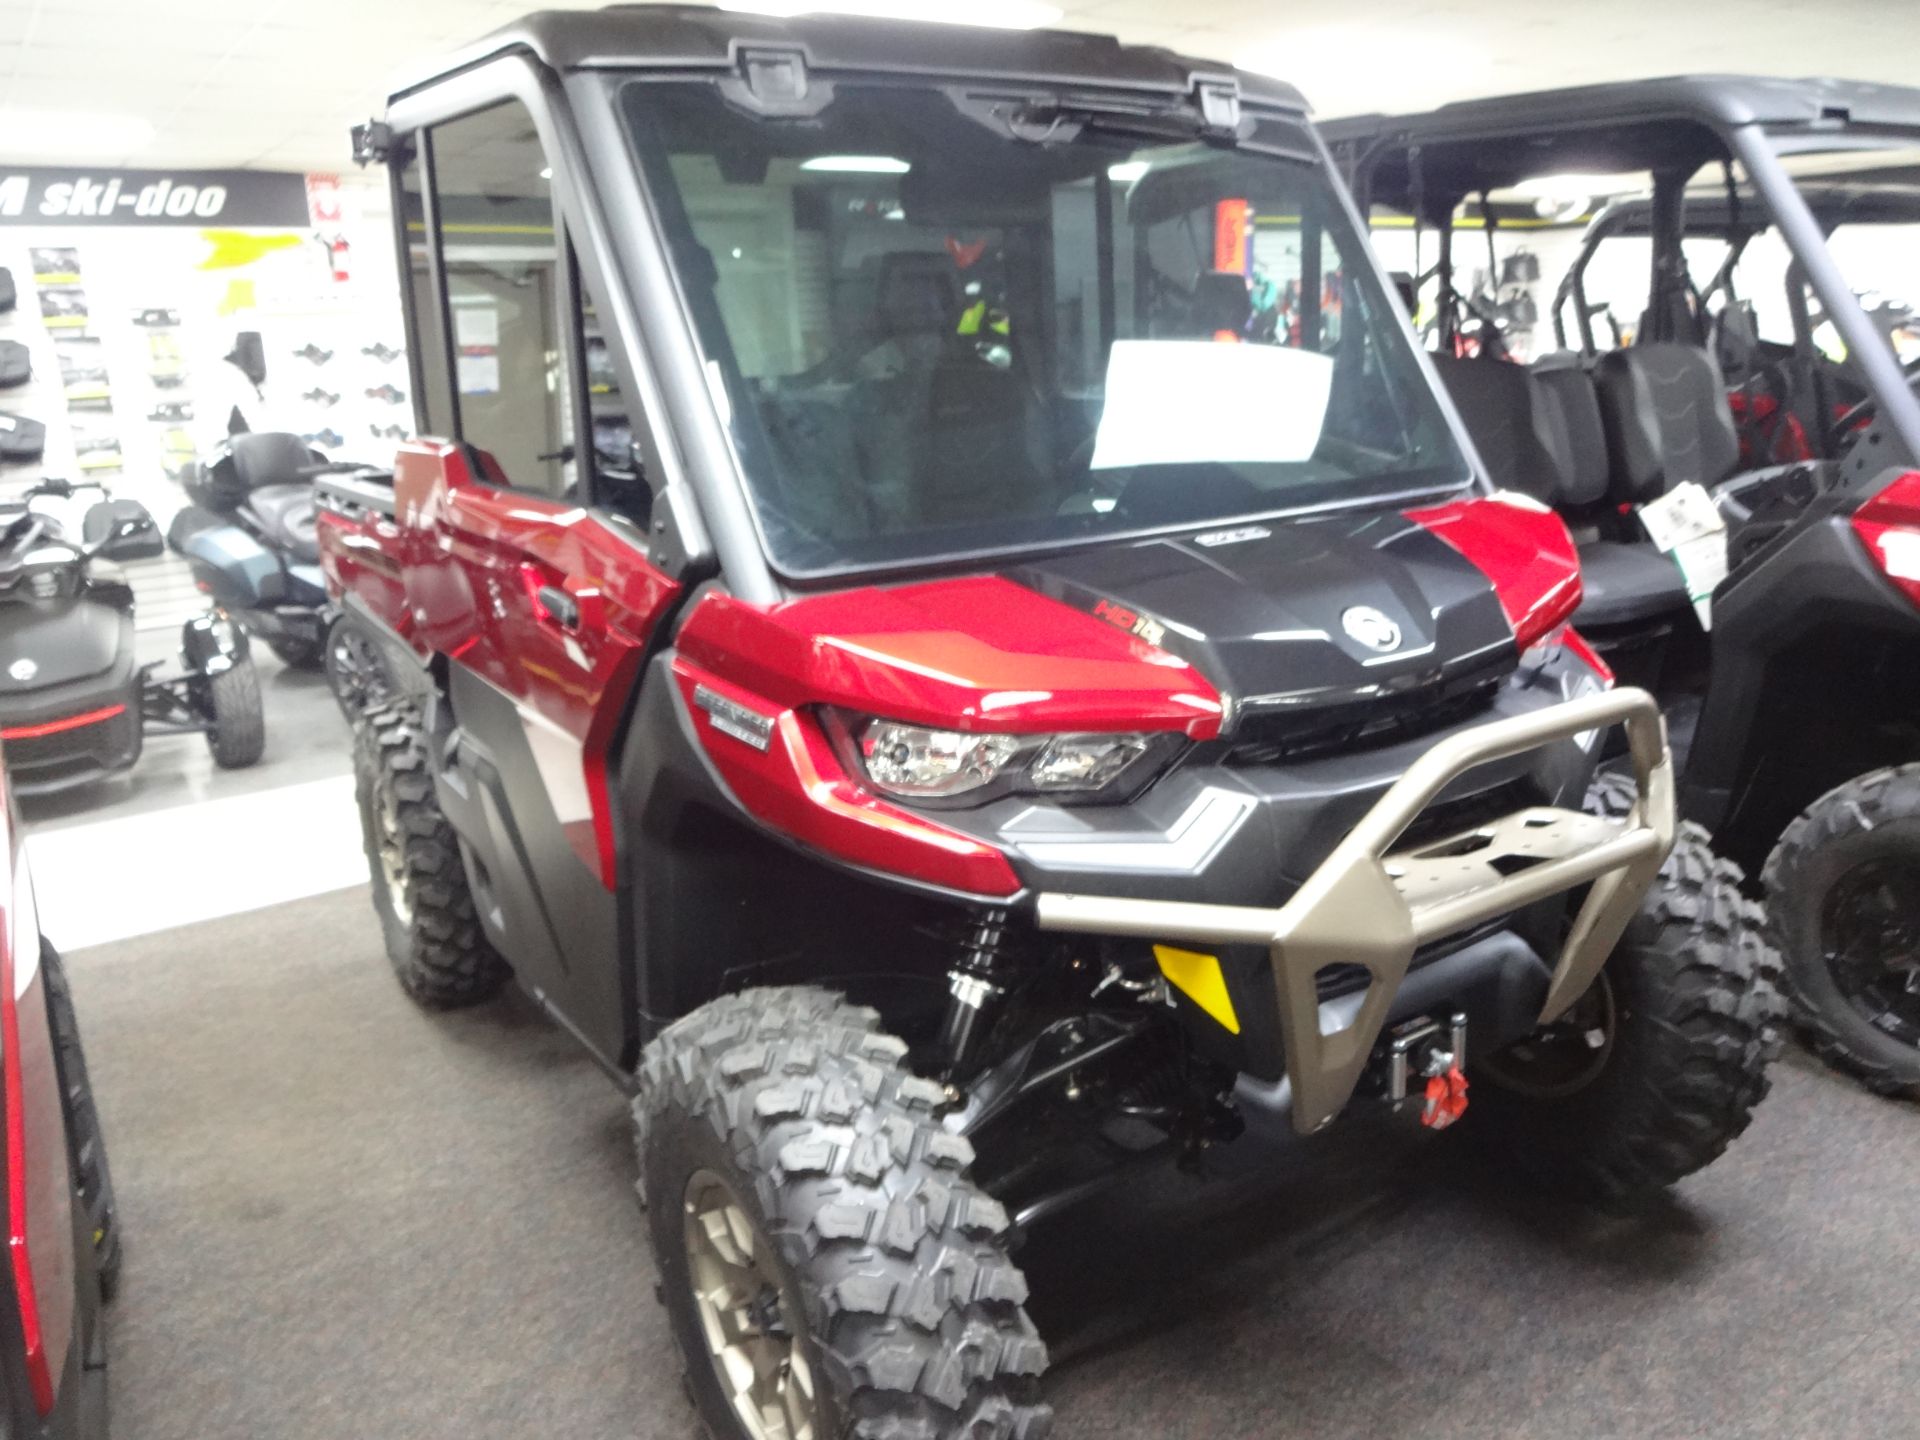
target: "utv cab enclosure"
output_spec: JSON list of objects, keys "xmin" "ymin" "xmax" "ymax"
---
[
  {"xmin": 323, "ymin": 13, "xmax": 1780, "ymax": 1437},
  {"xmin": 1330, "ymin": 79, "xmax": 1920, "ymax": 1096}
]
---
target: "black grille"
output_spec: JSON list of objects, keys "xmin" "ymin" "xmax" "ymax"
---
[{"xmin": 1225, "ymin": 666, "xmax": 1507, "ymax": 768}]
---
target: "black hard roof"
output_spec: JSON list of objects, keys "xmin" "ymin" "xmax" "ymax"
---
[
  {"xmin": 1325, "ymin": 75, "xmax": 1920, "ymax": 213},
  {"xmin": 386, "ymin": 4, "xmax": 1309, "ymax": 115}
]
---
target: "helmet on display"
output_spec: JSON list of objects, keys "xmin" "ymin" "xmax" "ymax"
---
[{"xmin": 0, "ymin": 340, "xmax": 28, "ymax": 389}]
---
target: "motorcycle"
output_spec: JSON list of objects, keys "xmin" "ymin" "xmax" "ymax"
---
[
  {"xmin": 168, "ymin": 431, "xmax": 337, "ymax": 669},
  {"xmin": 0, "ymin": 478, "xmax": 264, "ymax": 794}
]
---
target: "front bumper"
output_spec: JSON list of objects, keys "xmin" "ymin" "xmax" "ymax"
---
[{"xmin": 1034, "ymin": 688, "xmax": 1675, "ymax": 1134}]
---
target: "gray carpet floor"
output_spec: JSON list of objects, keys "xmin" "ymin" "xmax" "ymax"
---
[{"xmin": 69, "ymin": 887, "xmax": 1920, "ymax": 1439}]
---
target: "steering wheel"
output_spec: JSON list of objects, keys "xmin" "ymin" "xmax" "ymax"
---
[{"xmin": 1826, "ymin": 354, "xmax": 1920, "ymax": 450}]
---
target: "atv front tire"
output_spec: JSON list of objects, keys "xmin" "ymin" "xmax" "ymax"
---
[
  {"xmin": 354, "ymin": 699, "xmax": 508, "ymax": 1008},
  {"xmin": 1471, "ymin": 773, "xmax": 1785, "ymax": 1204},
  {"xmin": 205, "ymin": 655, "xmax": 265, "ymax": 769},
  {"xmin": 636, "ymin": 987, "xmax": 1051, "ymax": 1440},
  {"xmin": 1764, "ymin": 765, "xmax": 1920, "ymax": 1097}
]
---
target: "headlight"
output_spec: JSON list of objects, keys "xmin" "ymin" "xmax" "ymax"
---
[
  {"xmin": 860, "ymin": 722, "xmax": 1023, "ymax": 798},
  {"xmin": 855, "ymin": 719, "xmax": 1164, "ymax": 804},
  {"xmin": 1029, "ymin": 733, "xmax": 1151, "ymax": 791}
]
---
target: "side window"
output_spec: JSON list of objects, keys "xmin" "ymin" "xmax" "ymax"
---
[
  {"xmin": 572, "ymin": 256, "xmax": 651, "ymax": 525},
  {"xmin": 426, "ymin": 98, "xmax": 575, "ymax": 498},
  {"xmin": 397, "ymin": 138, "xmax": 455, "ymax": 436}
]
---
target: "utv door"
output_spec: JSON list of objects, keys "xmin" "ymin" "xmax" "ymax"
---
[{"xmin": 395, "ymin": 93, "xmax": 678, "ymax": 1068}]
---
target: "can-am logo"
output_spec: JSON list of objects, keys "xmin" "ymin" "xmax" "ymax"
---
[
  {"xmin": 1341, "ymin": 605, "xmax": 1402, "ymax": 653},
  {"xmin": 0, "ymin": 174, "xmax": 227, "ymax": 220}
]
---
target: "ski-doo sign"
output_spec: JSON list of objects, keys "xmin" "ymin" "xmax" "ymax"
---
[{"xmin": 0, "ymin": 167, "xmax": 309, "ymax": 226}]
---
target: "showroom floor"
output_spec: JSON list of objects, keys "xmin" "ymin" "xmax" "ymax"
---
[
  {"xmin": 64, "ymin": 885, "xmax": 1920, "ymax": 1439},
  {"xmin": 21, "ymin": 649, "xmax": 362, "ymax": 948}
]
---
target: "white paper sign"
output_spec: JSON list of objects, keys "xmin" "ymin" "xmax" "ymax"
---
[
  {"xmin": 454, "ymin": 304, "xmax": 500, "ymax": 349},
  {"xmin": 1090, "ymin": 341, "xmax": 1334, "ymax": 471},
  {"xmin": 456, "ymin": 352, "xmax": 500, "ymax": 396},
  {"xmin": 1639, "ymin": 481, "xmax": 1728, "ymax": 628}
]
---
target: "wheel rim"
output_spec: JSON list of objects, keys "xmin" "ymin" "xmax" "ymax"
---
[
  {"xmin": 332, "ymin": 629, "xmax": 385, "ymax": 712},
  {"xmin": 682, "ymin": 1169, "xmax": 817, "ymax": 1440},
  {"xmin": 1819, "ymin": 856, "xmax": 1920, "ymax": 1047},
  {"xmin": 374, "ymin": 782, "xmax": 413, "ymax": 928},
  {"xmin": 1478, "ymin": 972, "xmax": 1617, "ymax": 1099}
]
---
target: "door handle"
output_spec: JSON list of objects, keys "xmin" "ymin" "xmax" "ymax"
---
[{"xmin": 534, "ymin": 583, "xmax": 580, "ymax": 629}]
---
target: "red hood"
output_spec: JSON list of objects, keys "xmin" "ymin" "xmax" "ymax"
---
[{"xmin": 676, "ymin": 574, "xmax": 1225, "ymax": 737}]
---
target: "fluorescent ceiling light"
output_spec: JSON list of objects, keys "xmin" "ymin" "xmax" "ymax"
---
[
  {"xmin": 720, "ymin": 0, "xmax": 1063, "ymax": 29},
  {"xmin": 801, "ymin": 154, "xmax": 910, "ymax": 174},
  {"xmin": 1107, "ymin": 161, "xmax": 1150, "ymax": 183},
  {"xmin": 0, "ymin": 107, "xmax": 153, "ymax": 159},
  {"xmin": 1512, "ymin": 173, "xmax": 1643, "ymax": 201}
]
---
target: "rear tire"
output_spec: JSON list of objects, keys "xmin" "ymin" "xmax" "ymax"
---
[
  {"xmin": 354, "ymin": 699, "xmax": 508, "ymax": 1008},
  {"xmin": 636, "ymin": 987, "xmax": 1051, "ymax": 1440},
  {"xmin": 1470, "ymin": 772, "xmax": 1785, "ymax": 1205},
  {"xmin": 204, "ymin": 655, "xmax": 265, "ymax": 769},
  {"xmin": 1763, "ymin": 765, "xmax": 1920, "ymax": 1097}
]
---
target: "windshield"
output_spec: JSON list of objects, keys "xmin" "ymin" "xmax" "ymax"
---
[{"xmin": 618, "ymin": 82, "xmax": 1469, "ymax": 577}]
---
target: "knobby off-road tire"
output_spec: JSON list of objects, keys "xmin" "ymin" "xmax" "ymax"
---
[
  {"xmin": 636, "ymin": 987, "xmax": 1051, "ymax": 1440},
  {"xmin": 205, "ymin": 655, "xmax": 266, "ymax": 769},
  {"xmin": 43, "ymin": 946, "xmax": 120, "ymax": 1301},
  {"xmin": 1471, "ymin": 771, "xmax": 1786, "ymax": 1204},
  {"xmin": 1764, "ymin": 765, "xmax": 1920, "ymax": 1097},
  {"xmin": 354, "ymin": 699, "xmax": 508, "ymax": 1009}
]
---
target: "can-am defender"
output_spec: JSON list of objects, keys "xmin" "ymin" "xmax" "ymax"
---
[
  {"xmin": 1332, "ymin": 79, "xmax": 1920, "ymax": 1097},
  {"xmin": 0, "ymin": 478, "xmax": 263, "ymax": 793},
  {"xmin": 325, "ymin": 14, "xmax": 1781, "ymax": 1435}
]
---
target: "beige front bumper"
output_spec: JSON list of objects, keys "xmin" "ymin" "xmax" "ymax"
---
[{"xmin": 1033, "ymin": 688, "xmax": 1675, "ymax": 1134}]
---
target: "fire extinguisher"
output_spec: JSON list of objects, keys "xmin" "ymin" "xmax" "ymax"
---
[{"xmin": 320, "ymin": 233, "xmax": 350, "ymax": 283}]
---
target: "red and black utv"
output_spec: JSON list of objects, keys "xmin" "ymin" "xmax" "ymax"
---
[
  {"xmin": 320, "ymin": 12, "xmax": 1782, "ymax": 1436},
  {"xmin": 1332, "ymin": 78, "xmax": 1920, "ymax": 1098}
]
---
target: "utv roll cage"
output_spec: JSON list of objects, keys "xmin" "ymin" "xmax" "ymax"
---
[
  {"xmin": 1551, "ymin": 186, "xmax": 1920, "ymax": 413},
  {"xmin": 1325, "ymin": 75, "xmax": 1920, "ymax": 466}
]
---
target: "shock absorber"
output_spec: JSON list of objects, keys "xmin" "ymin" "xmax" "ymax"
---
[{"xmin": 936, "ymin": 907, "xmax": 1013, "ymax": 1076}]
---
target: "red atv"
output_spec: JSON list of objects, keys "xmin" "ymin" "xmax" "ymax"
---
[{"xmin": 322, "ymin": 10, "xmax": 1783, "ymax": 1436}]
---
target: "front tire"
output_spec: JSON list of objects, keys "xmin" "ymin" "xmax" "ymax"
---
[
  {"xmin": 636, "ymin": 987, "xmax": 1051, "ymax": 1440},
  {"xmin": 354, "ymin": 699, "xmax": 508, "ymax": 1008},
  {"xmin": 1470, "ymin": 773, "xmax": 1785, "ymax": 1205},
  {"xmin": 1764, "ymin": 765, "xmax": 1920, "ymax": 1097},
  {"xmin": 204, "ymin": 655, "xmax": 265, "ymax": 769}
]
